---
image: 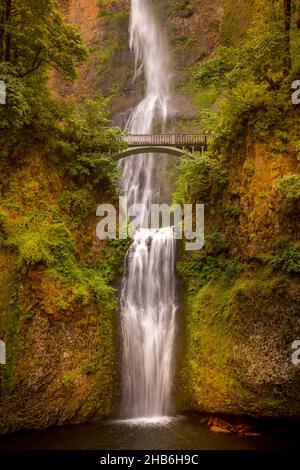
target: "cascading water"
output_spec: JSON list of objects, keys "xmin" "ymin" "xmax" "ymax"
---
[{"xmin": 119, "ymin": 0, "xmax": 177, "ymax": 420}]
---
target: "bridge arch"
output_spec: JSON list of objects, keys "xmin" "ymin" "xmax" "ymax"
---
[{"xmin": 112, "ymin": 146, "xmax": 194, "ymax": 161}]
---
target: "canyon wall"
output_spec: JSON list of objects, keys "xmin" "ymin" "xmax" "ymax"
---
[{"xmin": 1, "ymin": 0, "xmax": 299, "ymax": 436}]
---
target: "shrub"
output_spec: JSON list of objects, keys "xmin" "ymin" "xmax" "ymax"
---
[
  {"xmin": 224, "ymin": 204, "xmax": 240, "ymax": 218},
  {"xmin": 63, "ymin": 371, "xmax": 76, "ymax": 387},
  {"xmin": 277, "ymin": 174, "xmax": 300, "ymax": 214},
  {"xmin": 279, "ymin": 248, "xmax": 300, "ymax": 274},
  {"xmin": 272, "ymin": 247, "xmax": 300, "ymax": 274},
  {"xmin": 173, "ymin": 154, "xmax": 227, "ymax": 205}
]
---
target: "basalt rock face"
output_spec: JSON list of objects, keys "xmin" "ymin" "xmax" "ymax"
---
[
  {"xmin": 0, "ymin": 150, "xmax": 118, "ymax": 435},
  {"xmin": 0, "ymin": 266, "xmax": 115, "ymax": 434},
  {"xmin": 175, "ymin": 0, "xmax": 300, "ymax": 418},
  {"xmin": 177, "ymin": 135, "xmax": 300, "ymax": 418},
  {"xmin": 164, "ymin": 0, "xmax": 222, "ymax": 67}
]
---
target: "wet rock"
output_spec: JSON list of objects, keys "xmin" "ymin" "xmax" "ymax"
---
[{"xmin": 208, "ymin": 417, "xmax": 235, "ymax": 433}]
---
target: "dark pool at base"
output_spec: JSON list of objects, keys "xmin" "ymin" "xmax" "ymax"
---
[{"xmin": 0, "ymin": 416, "xmax": 298, "ymax": 450}]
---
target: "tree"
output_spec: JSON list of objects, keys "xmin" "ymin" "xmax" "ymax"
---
[{"xmin": 0, "ymin": 0, "xmax": 88, "ymax": 80}]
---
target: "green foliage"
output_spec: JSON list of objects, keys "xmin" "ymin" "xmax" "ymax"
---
[
  {"xmin": 196, "ymin": 11, "xmax": 288, "ymax": 90},
  {"xmin": 205, "ymin": 232, "xmax": 229, "ymax": 256},
  {"xmin": 0, "ymin": 206, "xmax": 116, "ymax": 306},
  {"xmin": 0, "ymin": 0, "xmax": 88, "ymax": 80},
  {"xmin": 0, "ymin": 67, "xmax": 63, "ymax": 156},
  {"xmin": 193, "ymin": 46, "xmax": 238, "ymax": 89},
  {"xmin": 102, "ymin": 239, "xmax": 131, "ymax": 279},
  {"xmin": 0, "ymin": 64, "xmax": 29, "ymax": 134},
  {"xmin": 277, "ymin": 174, "xmax": 300, "ymax": 213},
  {"xmin": 177, "ymin": 239, "xmax": 243, "ymax": 294},
  {"xmin": 63, "ymin": 371, "xmax": 76, "ymax": 387},
  {"xmin": 293, "ymin": 141, "xmax": 300, "ymax": 162},
  {"xmin": 224, "ymin": 204, "xmax": 240, "ymax": 218},
  {"xmin": 203, "ymin": 80, "xmax": 285, "ymax": 149},
  {"xmin": 177, "ymin": 255, "xmax": 222, "ymax": 293},
  {"xmin": 96, "ymin": 0, "xmax": 131, "ymax": 96},
  {"xmin": 173, "ymin": 154, "xmax": 227, "ymax": 205},
  {"xmin": 99, "ymin": 0, "xmax": 129, "ymax": 23},
  {"xmin": 68, "ymin": 154, "xmax": 119, "ymax": 194},
  {"xmin": 179, "ymin": 268, "xmax": 300, "ymax": 415},
  {"xmin": 220, "ymin": 0, "xmax": 253, "ymax": 46},
  {"xmin": 12, "ymin": 222, "xmax": 73, "ymax": 269},
  {"xmin": 167, "ymin": 0, "xmax": 193, "ymax": 18},
  {"xmin": 0, "ymin": 1, "xmax": 123, "ymax": 173},
  {"xmin": 58, "ymin": 189, "xmax": 91, "ymax": 223},
  {"xmin": 192, "ymin": 7, "xmax": 296, "ymax": 149},
  {"xmin": 272, "ymin": 235, "xmax": 292, "ymax": 251},
  {"xmin": 0, "ymin": 0, "xmax": 120, "ymax": 421},
  {"xmin": 81, "ymin": 355, "xmax": 100, "ymax": 375},
  {"xmin": 0, "ymin": 1, "xmax": 124, "ymax": 320},
  {"xmin": 48, "ymin": 96, "xmax": 122, "ymax": 195},
  {"xmin": 273, "ymin": 248, "xmax": 300, "ymax": 274}
]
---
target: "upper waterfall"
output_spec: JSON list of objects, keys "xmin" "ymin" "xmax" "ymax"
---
[
  {"xmin": 126, "ymin": 0, "xmax": 172, "ymax": 134},
  {"xmin": 120, "ymin": 0, "xmax": 173, "ymax": 215}
]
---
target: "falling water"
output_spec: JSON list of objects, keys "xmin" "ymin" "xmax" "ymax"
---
[{"xmin": 119, "ymin": 0, "xmax": 177, "ymax": 419}]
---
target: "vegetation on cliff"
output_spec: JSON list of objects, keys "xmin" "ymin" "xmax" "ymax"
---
[
  {"xmin": 175, "ymin": 0, "xmax": 300, "ymax": 416},
  {"xmin": 0, "ymin": 0, "xmax": 126, "ymax": 433}
]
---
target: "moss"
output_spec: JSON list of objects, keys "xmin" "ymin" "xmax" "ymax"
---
[
  {"xmin": 0, "ymin": 251, "xmax": 20, "ymax": 404},
  {"xmin": 178, "ymin": 264, "xmax": 300, "ymax": 416},
  {"xmin": 166, "ymin": 0, "xmax": 193, "ymax": 17},
  {"xmin": 179, "ymin": 280, "xmax": 250, "ymax": 412},
  {"xmin": 96, "ymin": 0, "xmax": 131, "ymax": 97},
  {"xmin": 277, "ymin": 174, "xmax": 300, "ymax": 214},
  {"xmin": 179, "ymin": 79, "xmax": 218, "ymax": 113},
  {"xmin": 224, "ymin": 204, "xmax": 241, "ymax": 219},
  {"xmin": 0, "ymin": 141, "xmax": 119, "ymax": 429},
  {"xmin": 63, "ymin": 371, "xmax": 77, "ymax": 387},
  {"xmin": 220, "ymin": 0, "xmax": 253, "ymax": 47},
  {"xmin": 273, "ymin": 247, "xmax": 300, "ymax": 274}
]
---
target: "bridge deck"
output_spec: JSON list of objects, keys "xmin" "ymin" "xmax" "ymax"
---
[{"xmin": 120, "ymin": 133, "xmax": 210, "ymax": 148}]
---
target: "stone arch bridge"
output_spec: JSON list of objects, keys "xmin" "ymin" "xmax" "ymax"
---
[{"xmin": 113, "ymin": 133, "xmax": 210, "ymax": 161}]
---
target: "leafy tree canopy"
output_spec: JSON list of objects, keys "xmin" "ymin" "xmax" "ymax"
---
[{"xmin": 0, "ymin": 0, "xmax": 88, "ymax": 79}]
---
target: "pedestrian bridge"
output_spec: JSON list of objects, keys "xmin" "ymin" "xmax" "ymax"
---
[{"xmin": 113, "ymin": 133, "xmax": 210, "ymax": 161}]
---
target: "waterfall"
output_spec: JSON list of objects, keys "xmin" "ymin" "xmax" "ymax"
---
[{"xmin": 119, "ymin": 0, "xmax": 177, "ymax": 420}]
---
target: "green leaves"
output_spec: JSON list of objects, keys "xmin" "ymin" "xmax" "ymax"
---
[
  {"xmin": 272, "ymin": 248, "xmax": 300, "ymax": 274},
  {"xmin": 0, "ymin": 0, "xmax": 88, "ymax": 80},
  {"xmin": 67, "ymin": 153, "xmax": 119, "ymax": 194},
  {"xmin": 0, "ymin": 64, "xmax": 29, "ymax": 131},
  {"xmin": 194, "ymin": 15, "xmax": 289, "ymax": 93},
  {"xmin": 193, "ymin": 46, "xmax": 239, "ymax": 89},
  {"xmin": 277, "ymin": 174, "xmax": 300, "ymax": 214},
  {"xmin": 173, "ymin": 154, "xmax": 227, "ymax": 205},
  {"xmin": 192, "ymin": 6, "xmax": 298, "ymax": 151}
]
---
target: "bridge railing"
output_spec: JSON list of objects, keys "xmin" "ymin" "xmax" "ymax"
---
[{"xmin": 120, "ymin": 133, "xmax": 210, "ymax": 147}]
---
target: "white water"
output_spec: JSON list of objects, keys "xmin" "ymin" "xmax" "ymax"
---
[
  {"xmin": 120, "ymin": 0, "xmax": 177, "ymax": 420},
  {"xmin": 120, "ymin": 0, "xmax": 172, "ymax": 216}
]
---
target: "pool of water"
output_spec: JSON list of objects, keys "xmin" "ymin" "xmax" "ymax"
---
[{"xmin": 0, "ymin": 416, "xmax": 297, "ymax": 450}]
